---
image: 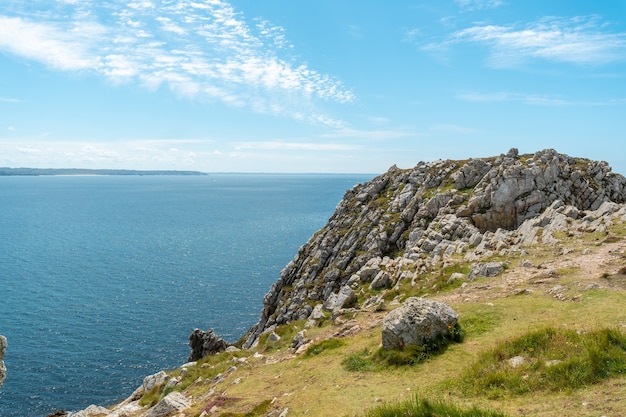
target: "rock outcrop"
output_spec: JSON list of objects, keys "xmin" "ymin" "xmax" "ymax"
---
[
  {"xmin": 188, "ymin": 328, "xmax": 228, "ymax": 361},
  {"xmin": 382, "ymin": 297, "xmax": 459, "ymax": 350},
  {"xmin": 0, "ymin": 335, "xmax": 6, "ymax": 387},
  {"xmin": 242, "ymin": 149, "xmax": 626, "ymax": 347}
]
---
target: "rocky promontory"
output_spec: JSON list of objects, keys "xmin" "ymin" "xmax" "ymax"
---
[
  {"xmin": 70, "ymin": 148, "xmax": 626, "ymax": 417},
  {"xmin": 242, "ymin": 148, "xmax": 626, "ymax": 347}
]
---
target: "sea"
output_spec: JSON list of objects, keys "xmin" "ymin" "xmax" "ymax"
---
[{"xmin": 0, "ymin": 173, "xmax": 373, "ymax": 417}]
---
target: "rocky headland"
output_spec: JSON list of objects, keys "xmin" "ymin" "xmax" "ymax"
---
[{"xmin": 67, "ymin": 149, "xmax": 626, "ymax": 417}]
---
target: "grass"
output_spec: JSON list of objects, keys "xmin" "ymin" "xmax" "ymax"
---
[
  {"xmin": 304, "ymin": 338, "xmax": 346, "ymax": 357},
  {"xmin": 458, "ymin": 326, "xmax": 626, "ymax": 398},
  {"xmin": 361, "ymin": 395, "xmax": 509, "ymax": 417}
]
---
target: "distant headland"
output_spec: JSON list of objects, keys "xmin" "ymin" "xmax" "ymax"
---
[{"xmin": 0, "ymin": 167, "xmax": 208, "ymax": 176}]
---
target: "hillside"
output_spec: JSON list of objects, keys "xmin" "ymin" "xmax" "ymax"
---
[{"xmin": 67, "ymin": 149, "xmax": 626, "ymax": 417}]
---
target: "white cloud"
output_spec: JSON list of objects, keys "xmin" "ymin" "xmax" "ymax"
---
[
  {"xmin": 455, "ymin": 0, "xmax": 503, "ymax": 11},
  {"xmin": 0, "ymin": 0, "xmax": 354, "ymax": 124},
  {"xmin": 0, "ymin": 16, "xmax": 103, "ymax": 70},
  {"xmin": 452, "ymin": 16, "xmax": 626, "ymax": 67},
  {"xmin": 458, "ymin": 91, "xmax": 626, "ymax": 106}
]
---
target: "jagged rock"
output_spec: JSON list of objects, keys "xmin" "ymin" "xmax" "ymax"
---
[
  {"xmin": 382, "ymin": 297, "xmax": 459, "ymax": 350},
  {"xmin": 468, "ymin": 262, "xmax": 505, "ymax": 280},
  {"xmin": 323, "ymin": 285, "xmax": 356, "ymax": 311},
  {"xmin": 143, "ymin": 370, "xmax": 169, "ymax": 393},
  {"xmin": 266, "ymin": 332, "xmax": 281, "ymax": 343},
  {"xmin": 291, "ymin": 330, "xmax": 310, "ymax": 350},
  {"xmin": 71, "ymin": 405, "xmax": 110, "ymax": 417},
  {"xmin": 0, "ymin": 335, "xmax": 6, "ymax": 387},
  {"xmin": 369, "ymin": 271, "xmax": 393, "ymax": 290},
  {"xmin": 144, "ymin": 392, "xmax": 190, "ymax": 417},
  {"xmin": 188, "ymin": 328, "xmax": 228, "ymax": 361}
]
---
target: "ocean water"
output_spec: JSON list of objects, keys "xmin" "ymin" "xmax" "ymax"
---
[{"xmin": 0, "ymin": 173, "xmax": 372, "ymax": 417}]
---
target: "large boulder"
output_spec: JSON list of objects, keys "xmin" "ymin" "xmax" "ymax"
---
[
  {"xmin": 382, "ymin": 297, "xmax": 459, "ymax": 350},
  {"xmin": 0, "ymin": 335, "xmax": 6, "ymax": 387},
  {"xmin": 188, "ymin": 328, "xmax": 228, "ymax": 361}
]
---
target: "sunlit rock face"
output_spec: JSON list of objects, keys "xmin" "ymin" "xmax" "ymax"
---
[{"xmin": 242, "ymin": 148, "xmax": 626, "ymax": 348}]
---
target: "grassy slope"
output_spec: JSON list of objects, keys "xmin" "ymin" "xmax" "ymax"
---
[{"xmin": 131, "ymin": 224, "xmax": 626, "ymax": 417}]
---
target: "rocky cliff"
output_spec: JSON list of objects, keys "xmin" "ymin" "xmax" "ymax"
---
[{"xmin": 242, "ymin": 148, "xmax": 626, "ymax": 347}]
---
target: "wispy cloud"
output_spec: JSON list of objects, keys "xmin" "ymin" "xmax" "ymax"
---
[
  {"xmin": 0, "ymin": 1, "xmax": 354, "ymax": 125},
  {"xmin": 454, "ymin": 0, "xmax": 504, "ymax": 11},
  {"xmin": 458, "ymin": 91, "xmax": 626, "ymax": 106},
  {"xmin": 422, "ymin": 15, "xmax": 626, "ymax": 67},
  {"xmin": 0, "ymin": 97, "xmax": 21, "ymax": 103},
  {"xmin": 457, "ymin": 16, "xmax": 626, "ymax": 66}
]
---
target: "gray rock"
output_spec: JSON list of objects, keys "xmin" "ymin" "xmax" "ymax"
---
[
  {"xmin": 323, "ymin": 285, "xmax": 356, "ymax": 311},
  {"xmin": 468, "ymin": 262, "xmax": 504, "ymax": 280},
  {"xmin": 291, "ymin": 330, "xmax": 310, "ymax": 350},
  {"xmin": 369, "ymin": 271, "xmax": 393, "ymax": 290},
  {"xmin": 71, "ymin": 405, "xmax": 110, "ymax": 417},
  {"xmin": 143, "ymin": 370, "xmax": 169, "ymax": 393},
  {"xmin": 266, "ymin": 332, "xmax": 281, "ymax": 343},
  {"xmin": 382, "ymin": 297, "xmax": 459, "ymax": 350},
  {"xmin": 188, "ymin": 328, "xmax": 228, "ymax": 361},
  {"xmin": 0, "ymin": 335, "xmax": 6, "ymax": 387},
  {"xmin": 144, "ymin": 392, "xmax": 190, "ymax": 417}
]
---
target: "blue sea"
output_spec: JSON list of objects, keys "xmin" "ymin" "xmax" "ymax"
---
[{"xmin": 0, "ymin": 173, "xmax": 372, "ymax": 417}]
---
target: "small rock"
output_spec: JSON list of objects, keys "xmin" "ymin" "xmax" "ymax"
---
[{"xmin": 508, "ymin": 356, "xmax": 525, "ymax": 368}]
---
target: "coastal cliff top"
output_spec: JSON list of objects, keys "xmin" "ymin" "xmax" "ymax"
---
[{"xmin": 69, "ymin": 149, "xmax": 626, "ymax": 417}]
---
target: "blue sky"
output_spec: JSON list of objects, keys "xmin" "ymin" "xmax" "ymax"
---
[{"xmin": 1, "ymin": 0, "xmax": 625, "ymax": 173}]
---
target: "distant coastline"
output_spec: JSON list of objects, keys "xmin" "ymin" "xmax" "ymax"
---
[{"xmin": 0, "ymin": 167, "xmax": 208, "ymax": 176}]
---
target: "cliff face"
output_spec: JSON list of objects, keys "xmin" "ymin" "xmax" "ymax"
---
[{"xmin": 243, "ymin": 149, "xmax": 626, "ymax": 347}]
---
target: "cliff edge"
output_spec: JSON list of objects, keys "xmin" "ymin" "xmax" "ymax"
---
[{"xmin": 242, "ymin": 148, "xmax": 626, "ymax": 347}]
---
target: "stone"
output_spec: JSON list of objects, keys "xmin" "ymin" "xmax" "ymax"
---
[
  {"xmin": 143, "ymin": 371, "xmax": 169, "ymax": 393},
  {"xmin": 267, "ymin": 332, "xmax": 281, "ymax": 343},
  {"xmin": 144, "ymin": 392, "xmax": 190, "ymax": 417},
  {"xmin": 382, "ymin": 297, "xmax": 459, "ymax": 350},
  {"xmin": 71, "ymin": 405, "xmax": 111, "ymax": 417},
  {"xmin": 323, "ymin": 285, "xmax": 356, "ymax": 311},
  {"xmin": 188, "ymin": 328, "xmax": 228, "ymax": 361},
  {"xmin": 369, "ymin": 271, "xmax": 393, "ymax": 290},
  {"xmin": 508, "ymin": 356, "xmax": 525, "ymax": 368},
  {"xmin": 0, "ymin": 335, "xmax": 6, "ymax": 387},
  {"xmin": 468, "ymin": 262, "xmax": 504, "ymax": 280},
  {"xmin": 291, "ymin": 330, "xmax": 310, "ymax": 350}
]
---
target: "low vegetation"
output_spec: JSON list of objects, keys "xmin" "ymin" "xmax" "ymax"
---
[
  {"xmin": 362, "ymin": 396, "xmax": 509, "ymax": 417},
  {"xmin": 459, "ymin": 326, "xmax": 626, "ymax": 398}
]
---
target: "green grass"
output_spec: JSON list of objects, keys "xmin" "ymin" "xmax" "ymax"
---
[
  {"xmin": 459, "ymin": 306, "xmax": 502, "ymax": 337},
  {"xmin": 361, "ymin": 395, "xmax": 509, "ymax": 417},
  {"xmin": 304, "ymin": 338, "xmax": 345, "ymax": 357},
  {"xmin": 458, "ymin": 326, "xmax": 626, "ymax": 398}
]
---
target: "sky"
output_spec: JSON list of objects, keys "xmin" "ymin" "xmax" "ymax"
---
[{"xmin": 0, "ymin": 0, "xmax": 625, "ymax": 174}]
